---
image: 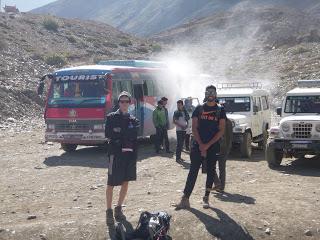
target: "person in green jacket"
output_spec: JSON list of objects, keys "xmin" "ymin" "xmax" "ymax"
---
[{"xmin": 153, "ymin": 100, "xmax": 167, "ymax": 153}]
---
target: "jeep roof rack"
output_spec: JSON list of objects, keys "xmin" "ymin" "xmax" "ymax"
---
[
  {"xmin": 217, "ymin": 82, "xmax": 262, "ymax": 89},
  {"xmin": 297, "ymin": 80, "xmax": 320, "ymax": 88}
]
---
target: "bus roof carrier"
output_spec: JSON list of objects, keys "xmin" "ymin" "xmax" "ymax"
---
[
  {"xmin": 297, "ymin": 80, "xmax": 320, "ymax": 88},
  {"xmin": 217, "ymin": 82, "xmax": 262, "ymax": 89}
]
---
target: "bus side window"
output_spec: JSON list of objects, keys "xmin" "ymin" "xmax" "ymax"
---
[{"xmin": 144, "ymin": 80, "xmax": 156, "ymax": 96}]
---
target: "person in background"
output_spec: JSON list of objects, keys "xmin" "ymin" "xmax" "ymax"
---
[
  {"xmin": 175, "ymin": 85, "xmax": 226, "ymax": 209},
  {"xmin": 161, "ymin": 97, "xmax": 173, "ymax": 153},
  {"xmin": 173, "ymin": 100, "xmax": 190, "ymax": 162},
  {"xmin": 184, "ymin": 98, "xmax": 196, "ymax": 151},
  {"xmin": 153, "ymin": 100, "xmax": 167, "ymax": 153},
  {"xmin": 105, "ymin": 91, "xmax": 140, "ymax": 225}
]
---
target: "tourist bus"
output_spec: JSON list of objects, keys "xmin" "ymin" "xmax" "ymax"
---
[{"xmin": 38, "ymin": 62, "xmax": 174, "ymax": 152}]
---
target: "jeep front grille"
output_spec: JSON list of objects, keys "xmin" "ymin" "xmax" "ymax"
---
[
  {"xmin": 292, "ymin": 123, "xmax": 312, "ymax": 139},
  {"xmin": 55, "ymin": 123, "xmax": 90, "ymax": 132}
]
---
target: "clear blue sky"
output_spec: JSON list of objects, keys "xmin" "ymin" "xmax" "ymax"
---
[{"xmin": 1, "ymin": 0, "xmax": 56, "ymax": 12}]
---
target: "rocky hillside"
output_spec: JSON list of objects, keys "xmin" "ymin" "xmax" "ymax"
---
[
  {"xmin": 153, "ymin": 6, "xmax": 320, "ymax": 105},
  {"xmin": 32, "ymin": 0, "xmax": 320, "ymax": 36},
  {"xmin": 0, "ymin": 12, "xmax": 157, "ymax": 127}
]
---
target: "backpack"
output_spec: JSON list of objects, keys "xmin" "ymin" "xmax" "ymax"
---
[{"xmin": 116, "ymin": 211, "xmax": 171, "ymax": 240}]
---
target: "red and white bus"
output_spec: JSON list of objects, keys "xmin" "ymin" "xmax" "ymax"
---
[{"xmin": 38, "ymin": 61, "xmax": 174, "ymax": 152}]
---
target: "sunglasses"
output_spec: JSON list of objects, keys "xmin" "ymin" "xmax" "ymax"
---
[{"xmin": 119, "ymin": 100, "xmax": 130, "ymax": 104}]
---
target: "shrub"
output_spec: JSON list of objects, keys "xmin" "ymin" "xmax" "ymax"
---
[
  {"xmin": 66, "ymin": 35, "xmax": 77, "ymax": 43},
  {"xmin": 137, "ymin": 47, "xmax": 149, "ymax": 53},
  {"xmin": 42, "ymin": 18, "xmax": 59, "ymax": 32},
  {"xmin": 45, "ymin": 54, "xmax": 67, "ymax": 67},
  {"xmin": 151, "ymin": 44, "xmax": 162, "ymax": 52},
  {"xmin": 119, "ymin": 40, "xmax": 132, "ymax": 47}
]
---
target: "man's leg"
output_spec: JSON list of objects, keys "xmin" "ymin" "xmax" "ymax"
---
[
  {"xmin": 183, "ymin": 148, "xmax": 202, "ymax": 197},
  {"xmin": 117, "ymin": 181, "xmax": 129, "ymax": 206},
  {"xmin": 218, "ymin": 155, "xmax": 227, "ymax": 191},
  {"xmin": 185, "ymin": 134, "xmax": 190, "ymax": 151},
  {"xmin": 106, "ymin": 185, "xmax": 114, "ymax": 225},
  {"xmin": 203, "ymin": 147, "xmax": 219, "ymax": 208},
  {"xmin": 114, "ymin": 181, "xmax": 129, "ymax": 221},
  {"xmin": 155, "ymin": 128, "xmax": 161, "ymax": 152},
  {"xmin": 176, "ymin": 131, "xmax": 185, "ymax": 160},
  {"xmin": 164, "ymin": 129, "xmax": 170, "ymax": 152}
]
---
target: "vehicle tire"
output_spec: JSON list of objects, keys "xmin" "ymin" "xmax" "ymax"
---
[
  {"xmin": 240, "ymin": 132, "xmax": 252, "ymax": 158},
  {"xmin": 258, "ymin": 129, "xmax": 268, "ymax": 150},
  {"xmin": 266, "ymin": 142, "xmax": 283, "ymax": 168},
  {"xmin": 61, "ymin": 143, "xmax": 77, "ymax": 152}
]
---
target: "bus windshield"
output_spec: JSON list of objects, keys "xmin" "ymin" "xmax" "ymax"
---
[
  {"xmin": 218, "ymin": 97, "xmax": 251, "ymax": 112},
  {"xmin": 48, "ymin": 80, "xmax": 107, "ymax": 108},
  {"xmin": 284, "ymin": 95, "xmax": 320, "ymax": 113}
]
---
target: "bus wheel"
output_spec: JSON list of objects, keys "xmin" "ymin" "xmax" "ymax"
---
[{"xmin": 61, "ymin": 144, "xmax": 77, "ymax": 152}]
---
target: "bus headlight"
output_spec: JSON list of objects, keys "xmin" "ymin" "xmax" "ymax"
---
[
  {"xmin": 94, "ymin": 124, "xmax": 104, "ymax": 130},
  {"xmin": 47, "ymin": 124, "xmax": 55, "ymax": 130},
  {"xmin": 316, "ymin": 124, "xmax": 320, "ymax": 132},
  {"xmin": 281, "ymin": 123, "xmax": 290, "ymax": 132}
]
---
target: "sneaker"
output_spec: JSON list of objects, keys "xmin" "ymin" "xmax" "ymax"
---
[
  {"xmin": 174, "ymin": 196, "xmax": 190, "ymax": 210},
  {"xmin": 106, "ymin": 209, "xmax": 114, "ymax": 225},
  {"xmin": 114, "ymin": 206, "xmax": 126, "ymax": 221},
  {"xmin": 202, "ymin": 196, "xmax": 210, "ymax": 209}
]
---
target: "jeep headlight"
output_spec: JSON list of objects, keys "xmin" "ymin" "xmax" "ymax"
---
[
  {"xmin": 316, "ymin": 124, "xmax": 320, "ymax": 132},
  {"xmin": 94, "ymin": 124, "xmax": 104, "ymax": 130},
  {"xmin": 281, "ymin": 123, "xmax": 290, "ymax": 132}
]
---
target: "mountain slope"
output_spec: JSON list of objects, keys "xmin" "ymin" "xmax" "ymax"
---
[
  {"xmin": 0, "ymin": 12, "xmax": 154, "ymax": 124},
  {"xmin": 32, "ymin": 0, "xmax": 320, "ymax": 36}
]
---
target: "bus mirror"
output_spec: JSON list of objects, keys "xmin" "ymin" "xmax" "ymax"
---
[
  {"xmin": 253, "ymin": 105, "xmax": 259, "ymax": 113},
  {"xmin": 276, "ymin": 107, "xmax": 282, "ymax": 116}
]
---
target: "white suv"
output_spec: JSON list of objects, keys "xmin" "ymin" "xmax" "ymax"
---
[
  {"xmin": 218, "ymin": 83, "xmax": 271, "ymax": 158},
  {"xmin": 266, "ymin": 80, "xmax": 320, "ymax": 168}
]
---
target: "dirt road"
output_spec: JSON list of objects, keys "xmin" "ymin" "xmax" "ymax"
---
[{"xmin": 0, "ymin": 129, "xmax": 320, "ymax": 240}]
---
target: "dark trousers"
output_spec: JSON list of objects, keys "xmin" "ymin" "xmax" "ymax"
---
[
  {"xmin": 176, "ymin": 131, "xmax": 186, "ymax": 160},
  {"xmin": 183, "ymin": 144, "xmax": 219, "ymax": 198},
  {"xmin": 214, "ymin": 155, "xmax": 227, "ymax": 190},
  {"xmin": 185, "ymin": 134, "xmax": 190, "ymax": 151},
  {"xmin": 155, "ymin": 127, "xmax": 170, "ymax": 152}
]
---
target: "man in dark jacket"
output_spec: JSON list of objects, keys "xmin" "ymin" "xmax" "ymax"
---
[{"xmin": 105, "ymin": 91, "xmax": 140, "ymax": 225}]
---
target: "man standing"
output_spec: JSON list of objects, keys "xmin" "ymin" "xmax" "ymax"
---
[
  {"xmin": 184, "ymin": 98, "xmax": 196, "ymax": 151},
  {"xmin": 173, "ymin": 100, "xmax": 190, "ymax": 162},
  {"xmin": 105, "ymin": 91, "xmax": 140, "ymax": 225},
  {"xmin": 175, "ymin": 85, "xmax": 226, "ymax": 209},
  {"xmin": 161, "ymin": 97, "xmax": 172, "ymax": 153},
  {"xmin": 153, "ymin": 100, "xmax": 167, "ymax": 153}
]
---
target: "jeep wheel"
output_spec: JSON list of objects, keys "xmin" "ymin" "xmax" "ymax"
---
[
  {"xmin": 266, "ymin": 143, "xmax": 283, "ymax": 168},
  {"xmin": 240, "ymin": 132, "xmax": 252, "ymax": 158},
  {"xmin": 258, "ymin": 129, "xmax": 268, "ymax": 150},
  {"xmin": 61, "ymin": 143, "xmax": 77, "ymax": 152}
]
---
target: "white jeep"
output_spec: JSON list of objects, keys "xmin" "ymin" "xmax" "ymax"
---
[
  {"xmin": 266, "ymin": 80, "xmax": 320, "ymax": 168},
  {"xmin": 218, "ymin": 83, "xmax": 271, "ymax": 158}
]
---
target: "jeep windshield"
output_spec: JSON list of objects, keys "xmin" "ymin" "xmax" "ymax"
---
[
  {"xmin": 284, "ymin": 95, "xmax": 320, "ymax": 113},
  {"xmin": 48, "ymin": 80, "xmax": 107, "ymax": 108},
  {"xmin": 218, "ymin": 97, "xmax": 251, "ymax": 112}
]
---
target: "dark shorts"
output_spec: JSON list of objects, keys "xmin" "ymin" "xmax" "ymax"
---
[{"xmin": 107, "ymin": 151, "xmax": 137, "ymax": 186}]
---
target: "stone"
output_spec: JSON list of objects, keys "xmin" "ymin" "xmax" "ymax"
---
[
  {"xmin": 27, "ymin": 215, "xmax": 37, "ymax": 220},
  {"xmin": 39, "ymin": 234, "xmax": 47, "ymax": 240},
  {"xmin": 7, "ymin": 118, "xmax": 16, "ymax": 123},
  {"xmin": 265, "ymin": 228, "xmax": 271, "ymax": 235},
  {"xmin": 304, "ymin": 229, "xmax": 312, "ymax": 236}
]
